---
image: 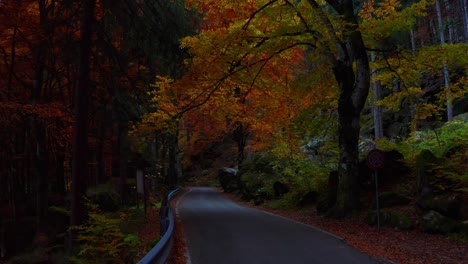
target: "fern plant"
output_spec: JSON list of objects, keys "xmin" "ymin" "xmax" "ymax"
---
[{"xmin": 71, "ymin": 202, "xmax": 141, "ymax": 264}]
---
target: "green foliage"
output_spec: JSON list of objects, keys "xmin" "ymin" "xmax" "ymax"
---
[
  {"xmin": 414, "ymin": 118, "xmax": 467, "ymax": 156},
  {"xmin": 146, "ymin": 237, "xmax": 161, "ymax": 251},
  {"xmin": 119, "ymin": 207, "xmax": 147, "ymax": 235},
  {"xmin": 87, "ymin": 184, "xmax": 121, "ymax": 212},
  {"xmin": 240, "ymin": 140, "xmax": 334, "ymax": 209},
  {"xmin": 48, "ymin": 206, "xmax": 70, "ymax": 216},
  {"xmin": 239, "ymin": 154, "xmax": 278, "ymax": 200},
  {"xmin": 378, "ymin": 117, "xmax": 467, "ymax": 193},
  {"xmin": 71, "ymin": 202, "xmax": 141, "ymax": 264}
]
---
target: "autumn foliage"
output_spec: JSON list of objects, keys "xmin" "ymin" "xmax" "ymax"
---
[{"xmin": 0, "ymin": 0, "xmax": 467, "ymax": 262}]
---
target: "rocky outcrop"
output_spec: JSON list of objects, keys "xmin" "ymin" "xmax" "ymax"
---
[
  {"xmin": 419, "ymin": 210, "xmax": 461, "ymax": 234},
  {"xmin": 218, "ymin": 167, "xmax": 239, "ymax": 193}
]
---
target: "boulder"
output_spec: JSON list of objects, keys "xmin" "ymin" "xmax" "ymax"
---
[
  {"xmin": 424, "ymin": 195, "xmax": 462, "ymax": 219},
  {"xmin": 218, "ymin": 167, "xmax": 239, "ymax": 193},
  {"xmin": 420, "ymin": 210, "xmax": 460, "ymax": 234}
]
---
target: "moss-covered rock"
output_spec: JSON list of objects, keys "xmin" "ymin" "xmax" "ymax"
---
[{"xmin": 420, "ymin": 210, "xmax": 461, "ymax": 234}]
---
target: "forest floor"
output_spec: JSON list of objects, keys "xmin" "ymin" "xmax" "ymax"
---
[
  {"xmin": 136, "ymin": 199, "xmax": 187, "ymax": 264},
  {"xmin": 164, "ymin": 188, "xmax": 467, "ymax": 264}
]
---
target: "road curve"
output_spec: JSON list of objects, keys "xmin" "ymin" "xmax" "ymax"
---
[{"xmin": 176, "ymin": 187, "xmax": 379, "ymax": 264}]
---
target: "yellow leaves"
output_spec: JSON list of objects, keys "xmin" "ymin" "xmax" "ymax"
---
[
  {"xmin": 360, "ymin": 0, "xmax": 429, "ymax": 46},
  {"xmin": 375, "ymin": 86, "xmax": 422, "ymax": 110},
  {"xmin": 414, "ymin": 103, "xmax": 440, "ymax": 120}
]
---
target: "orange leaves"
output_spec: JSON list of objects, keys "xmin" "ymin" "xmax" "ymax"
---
[
  {"xmin": 361, "ymin": 0, "xmax": 401, "ymax": 20},
  {"xmin": 186, "ymin": 0, "xmax": 258, "ymax": 29},
  {"xmin": 174, "ymin": 1, "xmax": 317, "ymax": 153}
]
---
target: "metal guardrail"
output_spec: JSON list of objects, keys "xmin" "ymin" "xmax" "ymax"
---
[{"xmin": 137, "ymin": 188, "xmax": 180, "ymax": 264}]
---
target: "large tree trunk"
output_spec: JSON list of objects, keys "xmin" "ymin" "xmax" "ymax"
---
[
  {"xmin": 70, "ymin": 0, "xmax": 95, "ymax": 247},
  {"xmin": 325, "ymin": 0, "xmax": 371, "ymax": 218},
  {"xmin": 34, "ymin": 0, "xmax": 50, "ymax": 232},
  {"xmin": 330, "ymin": 62, "xmax": 366, "ymax": 218}
]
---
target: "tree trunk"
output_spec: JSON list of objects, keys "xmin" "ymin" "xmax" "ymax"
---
[
  {"xmin": 118, "ymin": 121, "xmax": 129, "ymax": 205},
  {"xmin": 232, "ymin": 122, "xmax": 249, "ymax": 165},
  {"xmin": 35, "ymin": 127, "xmax": 48, "ymax": 230},
  {"xmin": 410, "ymin": 27, "xmax": 417, "ymax": 54},
  {"xmin": 324, "ymin": 0, "xmax": 371, "ymax": 218},
  {"xmin": 371, "ymin": 52, "xmax": 383, "ymax": 140},
  {"xmin": 70, "ymin": 0, "xmax": 95, "ymax": 248},
  {"xmin": 34, "ymin": 0, "xmax": 49, "ymax": 231},
  {"xmin": 444, "ymin": 0, "xmax": 454, "ymax": 42},
  {"xmin": 330, "ymin": 63, "xmax": 365, "ymax": 218},
  {"xmin": 167, "ymin": 136, "xmax": 178, "ymax": 189},
  {"xmin": 435, "ymin": 0, "xmax": 453, "ymax": 121},
  {"xmin": 463, "ymin": 0, "xmax": 468, "ymax": 41}
]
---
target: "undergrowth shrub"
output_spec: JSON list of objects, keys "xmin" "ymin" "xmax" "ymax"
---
[
  {"xmin": 378, "ymin": 117, "xmax": 467, "ymax": 193},
  {"xmin": 70, "ymin": 202, "xmax": 141, "ymax": 264},
  {"xmin": 239, "ymin": 144, "xmax": 333, "ymax": 209},
  {"xmin": 86, "ymin": 184, "xmax": 121, "ymax": 212}
]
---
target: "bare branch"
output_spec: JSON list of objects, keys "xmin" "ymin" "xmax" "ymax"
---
[{"xmin": 242, "ymin": 0, "xmax": 278, "ymax": 30}]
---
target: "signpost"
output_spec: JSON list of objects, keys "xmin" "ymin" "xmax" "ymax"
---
[{"xmin": 367, "ymin": 149, "xmax": 385, "ymax": 230}]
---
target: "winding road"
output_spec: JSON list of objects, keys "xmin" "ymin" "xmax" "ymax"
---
[{"xmin": 176, "ymin": 187, "xmax": 379, "ymax": 264}]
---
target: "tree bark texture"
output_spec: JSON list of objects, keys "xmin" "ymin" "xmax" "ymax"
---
[
  {"xmin": 119, "ymin": 121, "xmax": 129, "ymax": 205},
  {"xmin": 325, "ymin": 0, "xmax": 371, "ymax": 218},
  {"xmin": 70, "ymin": 0, "xmax": 95, "ymax": 247},
  {"xmin": 371, "ymin": 53, "xmax": 383, "ymax": 140},
  {"xmin": 435, "ymin": 0, "xmax": 453, "ymax": 121},
  {"xmin": 167, "ymin": 133, "xmax": 178, "ymax": 189}
]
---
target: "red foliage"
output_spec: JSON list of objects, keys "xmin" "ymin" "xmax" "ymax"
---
[{"xmin": 136, "ymin": 207, "xmax": 161, "ymax": 259}]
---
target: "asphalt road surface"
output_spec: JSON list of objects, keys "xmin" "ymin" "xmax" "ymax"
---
[{"xmin": 176, "ymin": 187, "xmax": 380, "ymax": 264}]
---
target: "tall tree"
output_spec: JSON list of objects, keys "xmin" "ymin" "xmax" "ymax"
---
[
  {"xmin": 435, "ymin": 0, "xmax": 453, "ymax": 121},
  {"xmin": 70, "ymin": 0, "xmax": 95, "ymax": 246}
]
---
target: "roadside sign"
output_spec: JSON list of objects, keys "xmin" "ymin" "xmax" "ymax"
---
[{"xmin": 367, "ymin": 149, "xmax": 385, "ymax": 170}]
